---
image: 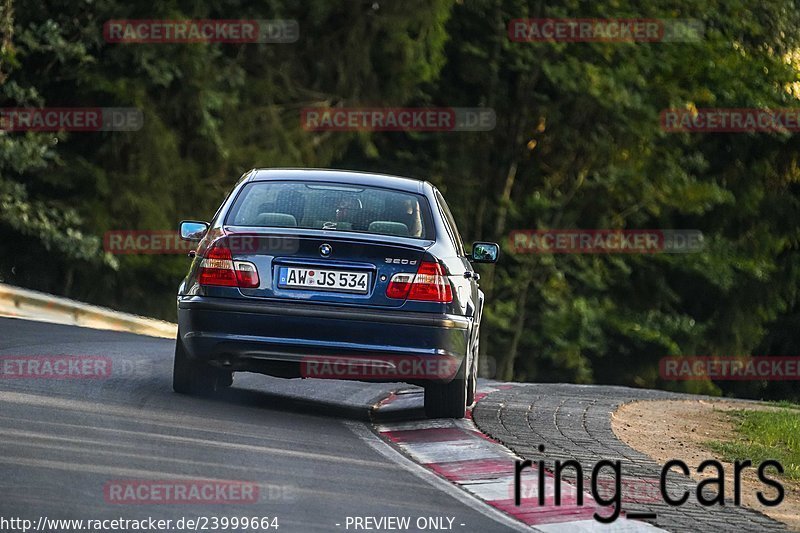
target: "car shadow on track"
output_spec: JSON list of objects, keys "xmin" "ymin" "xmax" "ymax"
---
[{"xmin": 210, "ymin": 380, "xmax": 428, "ymax": 423}]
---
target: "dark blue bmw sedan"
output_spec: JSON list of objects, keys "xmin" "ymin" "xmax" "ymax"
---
[{"xmin": 175, "ymin": 168, "xmax": 498, "ymax": 418}]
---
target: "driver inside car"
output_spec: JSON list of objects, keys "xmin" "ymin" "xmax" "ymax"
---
[{"xmin": 331, "ymin": 195, "xmax": 363, "ymax": 230}]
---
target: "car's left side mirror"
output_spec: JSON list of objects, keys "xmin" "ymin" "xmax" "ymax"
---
[
  {"xmin": 470, "ymin": 242, "xmax": 499, "ymax": 263},
  {"xmin": 180, "ymin": 220, "xmax": 209, "ymax": 241}
]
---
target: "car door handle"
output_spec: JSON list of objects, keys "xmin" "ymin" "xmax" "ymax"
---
[{"xmin": 464, "ymin": 271, "xmax": 480, "ymax": 281}]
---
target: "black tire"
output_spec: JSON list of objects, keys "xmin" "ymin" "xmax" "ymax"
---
[
  {"xmin": 217, "ymin": 370, "xmax": 234, "ymax": 388},
  {"xmin": 172, "ymin": 336, "xmax": 221, "ymax": 397},
  {"xmin": 466, "ymin": 334, "xmax": 479, "ymax": 407},
  {"xmin": 424, "ymin": 361, "xmax": 468, "ymax": 419},
  {"xmin": 466, "ymin": 354, "xmax": 478, "ymax": 407}
]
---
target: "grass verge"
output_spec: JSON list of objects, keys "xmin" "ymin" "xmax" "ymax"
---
[{"xmin": 707, "ymin": 406, "xmax": 800, "ymax": 482}]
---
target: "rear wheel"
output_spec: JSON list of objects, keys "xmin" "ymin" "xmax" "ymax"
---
[
  {"xmin": 424, "ymin": 361, "xmax": 468, "ymax": 419},
  {"xmin": 173, "ymin": 335, "xmax": 227, "ymax": 396},
  {"xmin": 466, "ymin": 336, "xmax": 479, "ymax": 407},
  {"xmin": 217, "ymin": 370, "xmax": 234, "ymax": 388},
  {"xmin": 466, "ymin": 357, "xmax": 477, "ymax": 407}
]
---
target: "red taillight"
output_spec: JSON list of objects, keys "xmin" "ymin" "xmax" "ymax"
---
[
  {"xmin": 409, "ymin": 261, "xmax": 453, "ymax": 302},
  {"xmin": 386, "ymin": 261, "xmax": 453, "ymax": 303},
  {"xmin": 233, "ymin": 262, "xmax": 259, "ymax": 288},
  {"xmin": 198, "ymin": 242, "xmax": 259, "ymax": 288},
  {"xmin": 198, "ymin": 245, "xmax": 236, "ymax": 286},
  {"xmin": 386, "ymin": 273, "xmax": 414, "ymax": 299}
]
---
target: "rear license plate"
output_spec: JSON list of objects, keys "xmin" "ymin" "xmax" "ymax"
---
[{"xmin": 278, "ymin": 267, "xmax": 369, "ymax": 294}]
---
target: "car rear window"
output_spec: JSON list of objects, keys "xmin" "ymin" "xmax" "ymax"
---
[{"xmin": 225, "ymin": 181, "xmax": 434, "ymax": 240}]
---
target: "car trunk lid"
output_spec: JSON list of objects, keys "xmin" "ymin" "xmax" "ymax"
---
[{"xmin": 222, "ymin": 229, "xmax": 432, "ymax": 308}]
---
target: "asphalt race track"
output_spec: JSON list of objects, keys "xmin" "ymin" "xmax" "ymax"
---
[
  {"xmin": 3, "ymin": 317, "xmax": 783, "ymax": 533},
  {"xmin": 0, "ymin": 317, "xmax": 515, "ymax": 532}
]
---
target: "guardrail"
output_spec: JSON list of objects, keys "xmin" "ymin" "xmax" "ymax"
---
[{"xmin": 0, "ymin": 283, "xmax": 176, "ymax": 339}]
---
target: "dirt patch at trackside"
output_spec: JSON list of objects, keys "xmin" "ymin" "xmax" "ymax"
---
[{"xmin": 612, "ymin": 399, "xmax": 799, "ymax": 531}]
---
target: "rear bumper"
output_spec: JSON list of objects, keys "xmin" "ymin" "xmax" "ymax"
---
[{"xmin": 177, "ymin": 296, "xmax": 471, "ymax": 382}]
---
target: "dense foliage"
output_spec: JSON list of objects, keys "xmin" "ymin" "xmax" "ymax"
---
[{"xmin": 2, "ymin": 0, "xmax": 799, "ymax": 400}]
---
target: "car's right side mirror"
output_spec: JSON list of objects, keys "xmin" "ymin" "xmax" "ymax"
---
[
  {"xmin": 470, "ymin": 242, "xmax": 499, "ymax": 263},
  {"xmin": 179, "ymin": 220, "xmax": 209, "ymax": 241}
]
